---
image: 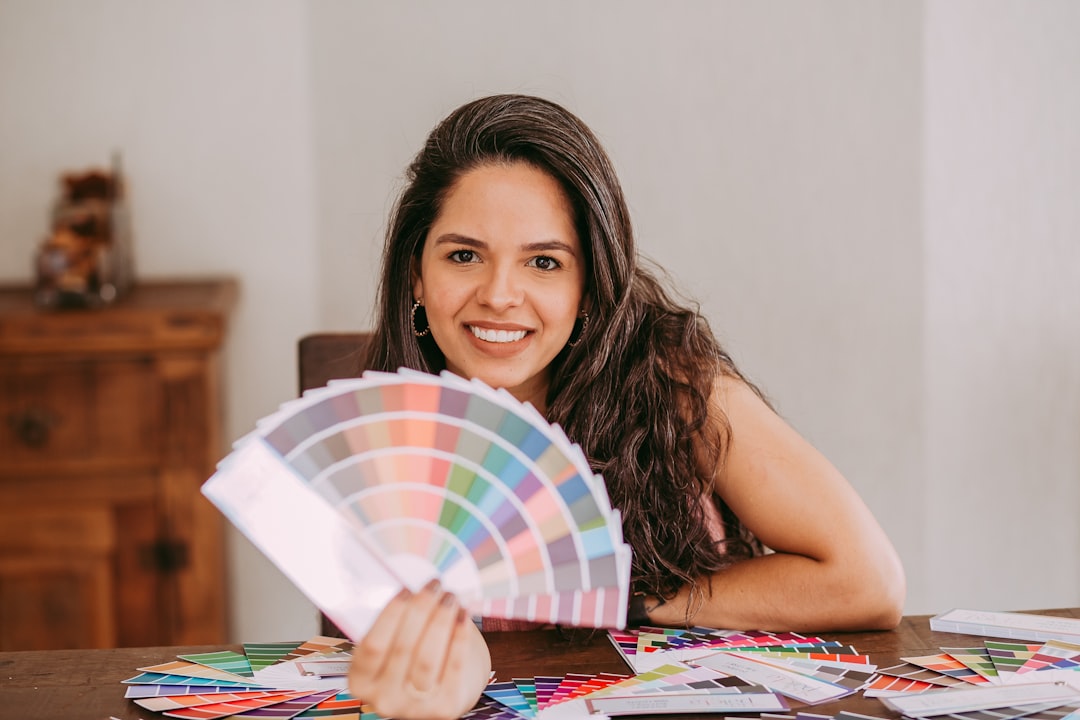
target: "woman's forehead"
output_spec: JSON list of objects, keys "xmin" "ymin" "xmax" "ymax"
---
[{"xmin": 427, "ymin": 163, "xmax": 579, "ymax": 250}]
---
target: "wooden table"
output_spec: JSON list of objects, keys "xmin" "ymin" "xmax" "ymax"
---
[{"xmin": 2, "ymin": 609, "xmax": 1077, "ymax": 720}]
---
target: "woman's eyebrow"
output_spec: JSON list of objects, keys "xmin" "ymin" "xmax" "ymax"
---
[
  {"xmin": 431, "ymin": 233, "xmax": 485, "ymax": 247},
  {"xmin": 432, "ymin": 234, "xmax": 577, "ymax": 255},
  {"xmin": 522, "ymin": 240, "xmax": 577, "ymax": 254}
]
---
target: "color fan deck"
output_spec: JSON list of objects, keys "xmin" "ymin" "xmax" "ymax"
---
[{"xmin": 202, "ymin": 370, "xmax": 633, "ymax": 639}]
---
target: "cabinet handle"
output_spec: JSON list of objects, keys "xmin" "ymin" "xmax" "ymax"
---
[
  {"xmin": 139, "ymin": 539, "xmax": 190, "ymax": 573},
  {"xmin": 7, "ymin": 408, "xmax": 56, "ymax": 448}
]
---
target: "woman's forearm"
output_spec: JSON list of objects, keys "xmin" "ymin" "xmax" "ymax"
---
[{"xmin": 645, "ymin": 550, "xmax": 905, "ymax": 633}]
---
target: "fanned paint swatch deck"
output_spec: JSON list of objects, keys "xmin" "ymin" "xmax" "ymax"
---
[{"xmin": 202, "ymin": 369, "xmax": 633, "ymax": 639}]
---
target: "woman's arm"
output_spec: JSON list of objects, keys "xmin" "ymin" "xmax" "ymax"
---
[
  {"xmin": 647, "ymin": 375, "xmax": 906, "ymax": 632},
  {"xmin": 348, "ymin": 580, "xmax": 492, "ymax": 720}
]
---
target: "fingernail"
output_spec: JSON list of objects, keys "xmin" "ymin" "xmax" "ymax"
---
[
  {"xmin": 395, "ymin": 586, "xmax": 412, "ymax": 601},
  {"xmin": 423, "ymin": 578, "xmax": 442, "ymax": 594},
  {"xmin": 439, "ymin": 591, "xmax": 457, "ymax": 607}
]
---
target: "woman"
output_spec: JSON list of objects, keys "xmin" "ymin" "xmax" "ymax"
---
[{"xmin": 347, "ymin": 94, "xmax": 906, "ymax": 719}]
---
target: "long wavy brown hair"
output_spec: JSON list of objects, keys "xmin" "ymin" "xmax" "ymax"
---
[{"xmin": 365, "ymin": 94, "xmax": 763, "ymax": 608}]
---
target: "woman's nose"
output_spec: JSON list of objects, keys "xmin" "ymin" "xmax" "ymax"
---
[{"xmin": 475, "ymin": 266, "xmax": 524, "ymax": 309}]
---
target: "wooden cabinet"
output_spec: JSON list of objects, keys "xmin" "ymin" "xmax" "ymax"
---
[{"xmin": 0, "ymin": 278, "xmax": 235, "ymax": 650}]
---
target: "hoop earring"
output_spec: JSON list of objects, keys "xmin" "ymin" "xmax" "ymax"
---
[
  {"xmin": 411, "ymin": 298, "xmax": 430, "ymax": 338},
  {"xmin": 567, "ymin": 310, "xmax": 589, "ymax": 347}
]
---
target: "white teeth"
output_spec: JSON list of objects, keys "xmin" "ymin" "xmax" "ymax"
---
[{"xmin": 470, "ymin": 326, "xmax": 527, "ymax": 343}]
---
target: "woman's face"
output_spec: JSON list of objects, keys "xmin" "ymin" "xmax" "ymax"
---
[{"xmin": 414, "ymin": 162, "xmax": 586, "ymax": 409}]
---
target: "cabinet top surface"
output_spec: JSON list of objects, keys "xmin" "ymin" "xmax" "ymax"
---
[
  {"xmin": 0, "ymin": 277, "xmax": 237, "ymax": 314},
  {"xmin": 0, "ymin": 277, "xmax": 237, "ymax": 354}
]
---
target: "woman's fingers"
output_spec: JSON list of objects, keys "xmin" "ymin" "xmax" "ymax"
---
[
  {"xmin": 402, "ymin": 588, "xmax": 462, "ymax": 692},
  {"xmin": 374, "ymin": 578, "xmax": 451, "ymax": 690},
  {"xmin": 345, "ymin": 578, "xmax": 475, "ymax": 720},
  {"xmin": 347, "ymin": 585, "xmax": 414, "ymax": 696},
  {"xmin": 438, "ymin": 608, "xmax": 484, "ymax": 707},
  {"xmin": 380, "ymin": 609, "xmax": 479, "ymax": 720}
]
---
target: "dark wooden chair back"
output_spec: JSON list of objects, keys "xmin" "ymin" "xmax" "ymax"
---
[
  {"xmin": 297, "ymin": 332, "xmax": 372, "ymax": 393},
  {"xmin": 297, "ymin": 331, "xmax": 371, "ymax": 638}
]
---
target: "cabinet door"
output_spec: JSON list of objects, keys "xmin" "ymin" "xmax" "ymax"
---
[
  {"xmin": 0, "ymin": 496, "xmax": 165, "ymax": 650},
  {"xmin": 0, "ymin": 505, "xmax": 119, "ymax": 649}
]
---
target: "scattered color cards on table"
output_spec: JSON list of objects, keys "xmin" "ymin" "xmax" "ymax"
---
[
  {"xmin": 608, "ymin": 626, "xmax": 844, "ymax": 673},
  {"xmin": 863, "ymin": 634, "xmax": 1080, "ymax": 720},
  {"xmin": 887, "ymin": 639, "xmax": 1080, "ymax": 691},
  {"xmin": 477, "ymin": 668, "xmax": 790, "ymax": 719},
  {"xmin": 202, "ymin": 369, "xmax": 633, "ymax": 639},
  {"xmin": 122, "ymin": 637, "xmax": 364, "ymax": 719},
  {"xmin": 121, "ymin": 639, "xmax": 810, "ymax": 720},
  {"xmin": 129, "ymin": 625, "xmax": 1080, "ymax": 719},
  {"xmin": 605, "ymin": 627, "xmax": 878, "ymax": 707}
]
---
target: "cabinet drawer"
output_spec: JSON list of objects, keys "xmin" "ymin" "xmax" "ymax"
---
[{"xmin": 0, "ymin": 356, "xmax": 160, "ymax": 467}]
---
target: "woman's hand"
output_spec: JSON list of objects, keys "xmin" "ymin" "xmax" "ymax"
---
[{"xmin": 348, "ymin": 579, "xmax": 492, "ymax": 720}]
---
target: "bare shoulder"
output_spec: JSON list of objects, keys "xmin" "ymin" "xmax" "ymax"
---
[
  {"xmin": 704, "ymin": 373, "xmax": 876, "ymax": 549},
  {"xmin": 702, "ymin": 373, "xmax": 822, "ymax": 492}
]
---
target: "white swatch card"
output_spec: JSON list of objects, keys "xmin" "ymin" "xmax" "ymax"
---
[
  {"xmin": 879, "ymin": 681, "xmax": 1080, "ymax": 718},
  {"xmin": 931, "ymin": 609, "xmax": 1080, "ymax": 644},
  {"xmin": 203, "ymin": 440, "xmax": 403, "ymax": 640},
  {"xmin": 585, "ymin": 691, "xmax": 789, "ymax": 716}
]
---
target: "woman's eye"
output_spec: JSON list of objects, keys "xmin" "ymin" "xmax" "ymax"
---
[
  {"xmin": 528, "ymin": 256, "xmax": 561, "ymax": 271},
  {"xmin": 448, "ymin": 249, "xmax": 476, "ymax": 263}
]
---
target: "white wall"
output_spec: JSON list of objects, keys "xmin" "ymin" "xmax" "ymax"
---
[
  {"xmin": 923, "ymin": 1, "xmax": 1080, "ymax": 611},
  {"xmin": 1, "ymin": 0, "xmax": 1076, "ymax": 644}
]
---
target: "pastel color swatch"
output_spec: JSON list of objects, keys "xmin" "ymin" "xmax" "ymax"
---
[{"xmin": 203, "ymin": 370, "xmax": 632, "ymax": 638}]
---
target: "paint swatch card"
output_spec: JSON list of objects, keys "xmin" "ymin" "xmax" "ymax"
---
[
  {"xmin": 688, "ymin": 651, "xmax": 858, "ymax": 705},
  {"xmin": 1018, "ymin": 640, "xmax": 1080, "ymax": 674},
  {"xmin": 863, "ymin": 674, "xmax": 950, "ymax": 697},
  {"xmin": 931, "ymin": 610, "xmax": 1080, "ymax": 645},
  {"xmin": 878, "ymin": 681, "xmax": 1080, "ymax": 718},
  {"xmin": 202, "ymin": 369, "xmax": 633, "ymax": 639},
  {"xmin": 584, "ymin": 691, "xmax": 790, "ymax": 716},
  {"xmin": 901, "ymin": 654, "xmax": 993, "ymax": 686}
]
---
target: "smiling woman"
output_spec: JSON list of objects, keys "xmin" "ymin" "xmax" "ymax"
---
[{"xmin": 349, "ymin": 94, "xmax": 906, "ymax": 720}]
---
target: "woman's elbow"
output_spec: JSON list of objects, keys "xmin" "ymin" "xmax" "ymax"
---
[{"xmin": 859, "ymin": 554, "xmax": 907, "ymax": 630}]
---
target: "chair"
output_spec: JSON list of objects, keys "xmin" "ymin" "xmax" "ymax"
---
[
  {"xmin": 297, "ymin": 332, "xmax": 371, "ymax": 393},
  {"xmin": 297, "ymin": 331, "xmax": 371, "ymax": 638}
]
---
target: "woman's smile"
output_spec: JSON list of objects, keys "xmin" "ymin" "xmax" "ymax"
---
[{"xmin": 467, "ymin": 325, "xmax": 529, "ymax": 344}]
